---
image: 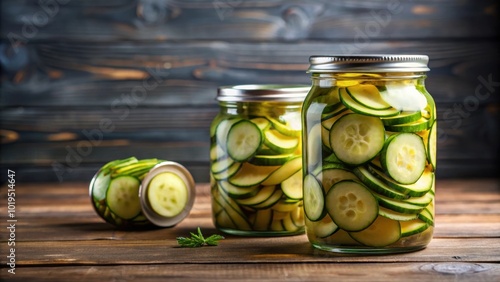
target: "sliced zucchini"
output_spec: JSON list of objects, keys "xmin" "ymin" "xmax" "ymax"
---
[
  {"xmin": 281, "ymin": 169, "xmax": 303, "ymax": 200},
  {"xmin": 307, "ymin": 215, "xmax": 339, "ymax": 238},
  {"xmin": 211, "ymin": 157, "xmax": 235, "ymax": 174},
  {"xmin": 227, "ymin": 120, "xmax": 262, "ymax": 161},
  {"xmin": 346, "ymin": 84, "xmax": 392, "ymax": 110},
  {"xmin": 374, "ymin": 192, "xmax": 425, "ymax": 214},
  {"xmin": 219, "ymin": 181, "xmax": 259, "ymax": 199},
  {"xmin": 404, "ymin": 192, "xmax": 433, "ymax": 207},
  {"xmin": 218, "ymin": 188, "xmax": 252, "ymax": 230},
  {"xmin": 329, "ymin": 113, "xmax": 386, "ymax": 166},
  {"xmin": 249, "ymin": 154, "xmax": 294, "ymax": 166},
  {"xmin": 339, "ymin": 88, "xmax": 400, "ymax": 117},
  {"xmin": 264, "ymin": 129, "xmax": 299, "ymax": 154},
  {"xmin": 418, "ymin": 208, "xmax": 435, "ymax": 226},
  {"xmin": 379, "ymin": 84, "xmax": 427, "ymax": 112},
  {"xmin": 427, "ymin": 121, "xmax": 437, "ymax": 170},
  {"xmin": 326, "ymin": 180, "xmax": 378, "ymax": 232},
  {"xmin": 379, "ymin": 206, "xmax": 418, "ymax": 221},
  {"xmin": 369, "ymin": 165, "xmax": 433, "ymax": 197},
  {"xmin": 307, "ymin": 123, "xmax": 323, "ymax": 168},
  {"xmin": 252, "ymin": 189, "xmax": 283, "ymax": 209},
  {"xmin": 210, "ymin": 144, "xmax": 225, "ymax": 161},
  {"xmin": 235, "ymin": 185, "xmax": 276, "ymax": 206},
  {"xmin": 317, "ymin": 166, "xmax": 357, "ymax": 193},
  {"xmin": 216, "ymin": 209, "xmax": 237, "ymax": 229},
  {"xmin": 216, "ymin": 119, "xmax": 240, "ymax": 148},
  {"xmin": 91, "ymin": 170, "xmax": 110, "ymax": 201},
  {"xmin": 106, "ymin": 176, "xmax": 141, "ymax": 219},
  {"xmin": 228, "ymin": 162, "xmax": 279, "ymax": 187},
  {"xmin": 269, "ymin": 117, "xmax": 302, "ymax": 138},
  {"xmin": 353, "ymin": 166, "xmax": 410, "ymax": 200},
  {"xmin": 282, "ymin": 212, "xmax": 301, "ymax": 232},
  {"xmin": 250, "ymin": 117, "xmax": 271, "ymax": 131},
  {"xmin": 385, "ymin": 117, "xmax": 429, "ymax": 133},
  {"xmin": 261, "ymin": 157, "xmax": 302, "ymax": 186},
  {"xmin": 381, "ymin": 111, "xmax": 422, "ymax": 126},
  {"xmin": 380, "ymin": 133, "xmax": 426, "ymax": 185},
  {"xmin": 147, "ymin": 172, "xmax": 188, "ymax": 218},
  {"xmin": 400, "ymin": 219, "xmax": 429, "ymax": 237},
  {"xmin": 303, "ymin": 174, "xmax": 326, "ymax": 222},
  {"xmin": 212, "ymin": 162, "xmax": 241, "ymax": 181},
  {"xmin": 252, "ymin": 209, "xmax": 273, "ymax": 231},
  {"xmin": 349, "ymin": 215, "xmax": 401, "ymax": 247}
]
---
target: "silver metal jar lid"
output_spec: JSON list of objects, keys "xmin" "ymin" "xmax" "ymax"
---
[
  {"xmin": 308, "ymin": 55, "xmax": 430, "ymax": 73},
  {"xmin": 217, "ymin": 84, "xmax": 310, "ymax": 102},
  {"xmin": 139, "ymin": 161, "xmax": 196, "ymax": 227}
]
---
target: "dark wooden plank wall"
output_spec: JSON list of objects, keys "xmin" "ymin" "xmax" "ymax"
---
[{"xmin": 0, "ymin": 0, "xmax": 499, "ymax": 183}]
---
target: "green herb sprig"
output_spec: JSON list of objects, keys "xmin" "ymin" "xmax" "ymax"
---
[{"xmin": 176, "ymin": 227, "xmax": 225, "ymax": 248}]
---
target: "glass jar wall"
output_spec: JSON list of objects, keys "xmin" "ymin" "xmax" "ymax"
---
[
  {"xmin": 302, "ymin": 55, "xmax": 436, "ymax": 253},
  {"xmin": 210, "ymin": 85, "xmax": 309, "ymax": 236}
]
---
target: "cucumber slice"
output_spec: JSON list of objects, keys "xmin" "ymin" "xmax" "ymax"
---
[
  {"xmin": 216, "ymin": 210, "xmax": 237, "ymax": 229},
  {"xmin": 303, "ymin": 174, "xmax": 326, "ymax": 222},
  {"xmin": 346, "ymin": 84, "xmax": 392, "ymax": 110},
  {"xmin": 326, "ymin": 229, "xmax": 360, "ymax": 245},
  {"xmin": 381, "ymin": 133, "xmax": 426, "ymax": 185},
  {"xmin": 349, "ymin": 215, "xmax": 401, "ymax": 247},
  {"xmin": 235, "ymin": 185, "xmax": 276, "ymax": 206},
  {"xmin": 252, "ymin": 189, "xmax": 283, "ymax": 209},
  {"xmin": 353, "ymin": 166, "xmax": 410, "ymax": 200},
  {"xmin": 400, "ymin": 219, "xmax": 429, "ymax": 237},
  {"xmin": 326, "ymin": 180, "xmax": 378, "ymax": 232},
  {"xmin": 249, "ymin": 154, "xmax": 294, "ymax": 166},
  {"xmin": 282, "ymin": 212, "xmax": 301, "ymax": 232},
  {"xmin": 369, "ymin": 165, "xmax": 433, "ymax": 197},
  {"xmin": 264, "ymin": 129, "xmax": 299, "ymax": 154},
  {"xmin": 91, "ymin": 170, "xmax": 111, "ymax": 201},
  {"xmin": 210, "ymin": 144, "xmax": 225, "ymax": 161},
  {"xmin": 269, "ymin": 117, "xmax": 302, "ymax": 138},
  {"xmin": 339, "ymin": 88, "xmax": 400, "ymax": 117},
  {"xmin": 379, "ymin": 206, "xmax": 418, "ymax": 221},
  {"xmin": 272, "ymin": 199, "xmax": 300, "ymax": 212},
  {"xmin": 404, "ymin": 192, "xmax": 433, "ymax": 207},
  {"xmin": 216, "ymin": 119, "xmax": 240, "ymax": 148},
  {"xmin": 218, "ymin": 188, "xmax": 252, "ymax": 230},
  {"xmin": 379, "ymin": 84, "xmax": 427, "ymax": 112},
  {"xmin": 281, "ymin": 169, "xmax": 303, "ymax": 200},
  {"xmin": 211, "ymin": 157, "xmax": 235, "ymax": 174},
  {"xmin": 262, "ymin": 157, "xmax": 302, "ymax": 186},
  {"xmin": 381, "ymin": 111, "xmax": 422, "ymax": 126},
  {"xmin": 329, "ymin": 113, "xmax": 386, "ymax": 166},
  {"xmin": 418, "ymin": 208, "xmax": 434, "ymax": 226},
  {"xmin": 219, "ymin": 181, "xmax": 259, "ymax": 199},
  {"xmin": 385, "ymin": 118, "xmax": 429, "ymax": 133},
  {"xmin": 291, "ymin": 205, "xmax": 305, "ymax": 227},
  {"xmin": 147, "ymin": 172, "xmax": 189, "ymax": 218},
  {"xmin": 307, "ymin": 215, "xmax": 339, "ymax": 238},
  {"xmin": 227, "ymin": 120, "xmax": 262, "ymax": 161},
  {"xmin": 427, "ymin": 121, "xmax": 437, "ymax": 170},
  {"xmin": 228, "ymin": 162, "xmax": 279, "ymax": 187},
  {"xmin": 106, "ymin": 176, "xmax": 141, "ymax": 219},
  {"xmin": 212, "ymin": 162, "xmax": 241, "ymax": 181},
  {"xmin": 374, "ymin": 192, "xmax": 425, "ymax": 214},
  {"xmin": 250, "ymin": 117, "xmax": 271, "ymax": 131},
  {"xmin": 307, "ymin": 123, "xmax": 323, "ymax": 168},
  {"xmin": 252, "ymin": 209, "xmax": 272, "ymax": 231},
  {"xmin": 316, "ymin": 166, "xmax": 358, "ymax": 193},
  {"xmin": 417, "ymin": 85, "xmax": 436, "ymax": 124}
]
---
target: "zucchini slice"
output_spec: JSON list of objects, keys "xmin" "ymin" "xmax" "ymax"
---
[
  {"xmin": 329, "ymin": 113, "xmax": 386, "ymax": 166},
  {"xmin": 303, "ymin": 174, "xmax": 326, "ymax": 222},
  {"xmin": 381, "ymin": 133, "xmax": 426, "ymax": 185},
  {"xmin": 147, "ymin": 172, "xmax": 189, "ymax": 218},
  {"xmin": 106, "ymin": 176, "xmax": 141, "ymax": 220},
  {"xmin": 339, "ymin": 88, "xmax": 400, "ymax": 117},
  {"xmin": 346, "ymin": 84, "xmax": 392, "ymax": 110},
  {"xmin": 227, "ymin": 120, "xmax": 262, "ymax": 162},
  {"xmin": 349, "ymin": 215, "xmax": 401, "ymax": 247},
  {"xmin": 326, "ymin": 180, "xmax": 378, "ymax": 232}
]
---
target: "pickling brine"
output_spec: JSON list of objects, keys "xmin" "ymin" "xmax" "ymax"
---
[{"xmin": 302, "ymin": 55, "xmax": 436, "ymax": 253}]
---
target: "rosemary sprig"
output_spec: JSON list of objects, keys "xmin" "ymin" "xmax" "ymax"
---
[{"xmin": 176, "ymin": 227, "xmax": 225, "ymax": 248}]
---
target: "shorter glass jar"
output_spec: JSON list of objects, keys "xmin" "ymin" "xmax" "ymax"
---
[
  {"xmin": 210, "ymin": 85, "xmax": 309, "ymax": 236},
  {"xmin": 302, "ymin": 55, "xmax": 436, "ymax": 254}
]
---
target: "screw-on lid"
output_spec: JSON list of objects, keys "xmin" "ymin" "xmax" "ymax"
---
[
  {"xmin": 308, "ymin": 55, "xmax": 430, "ymax": 73},
  {"xmin": 139, "ymin": 161, "xmax": 196, "ymax": 227},
  {"xmin": 217, "ymin": 84, "xmax": 310, "ymax": 102}
]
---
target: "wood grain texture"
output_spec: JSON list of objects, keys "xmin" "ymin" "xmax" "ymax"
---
[
  {"xmin": 0, "ymin": 0, "xmax": 499, "ymax": 182},
  {"xmin": 0, "ymin": 180, "xmax": 498, "ymax": 280}
]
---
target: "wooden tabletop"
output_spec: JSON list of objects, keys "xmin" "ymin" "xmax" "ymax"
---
[{"xmin": 1, "ymin": 179, "xmax": 499, "ymax": 281}]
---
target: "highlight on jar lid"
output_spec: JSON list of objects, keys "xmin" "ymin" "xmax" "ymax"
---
[
  {"xmin": 307, "ymin": 54, "xmax": 430, "ymax": 73},
  {"xmin": 217, "ymin": 84, "xmax": 310, "ymax": 102},
  {"xmin": 139, "ymin": 161, "xmax": 196, "ymax": 227}
]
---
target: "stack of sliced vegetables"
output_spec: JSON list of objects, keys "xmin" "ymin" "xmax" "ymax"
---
[
  {"xmin": 90, "ymin": 157, "xmax": 164, "ymax": 227},
  {"xmin": 210, "ymin": 113, "xmax": 304, "ymax": 234},
  {"xmin": 303, "ymin": 83, "xmax": 436, "ymax": 248}
]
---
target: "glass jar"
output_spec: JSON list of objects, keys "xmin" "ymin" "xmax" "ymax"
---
[
  {"xmin": 210, "ymin": 85, "xmax": 310, "ymax": 236},
  {"xmin": 302, "ymin": 55, "xmax": 436, "ymax": 253}
]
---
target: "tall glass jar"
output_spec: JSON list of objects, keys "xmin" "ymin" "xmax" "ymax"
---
[
  {"xmin": 210, "ymin": 85, "xmax": 309, "ymax": 236},
  {"xmin": 302, "ymin": 55, "xmax": 436, "ymax": 253}
]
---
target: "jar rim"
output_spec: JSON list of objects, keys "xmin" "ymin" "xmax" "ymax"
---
[
  {"xmin": 308, "ymin": 54, "xmax": 430, "ymax": 73},
  {"xmin": 217, "ymin": 84, "xmax": 310, "ymax": 102}
]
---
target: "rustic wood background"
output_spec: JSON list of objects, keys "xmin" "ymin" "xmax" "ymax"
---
[{"xmin": 0, "ymin": 0, "xmax": 499, "ymax": 183}]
